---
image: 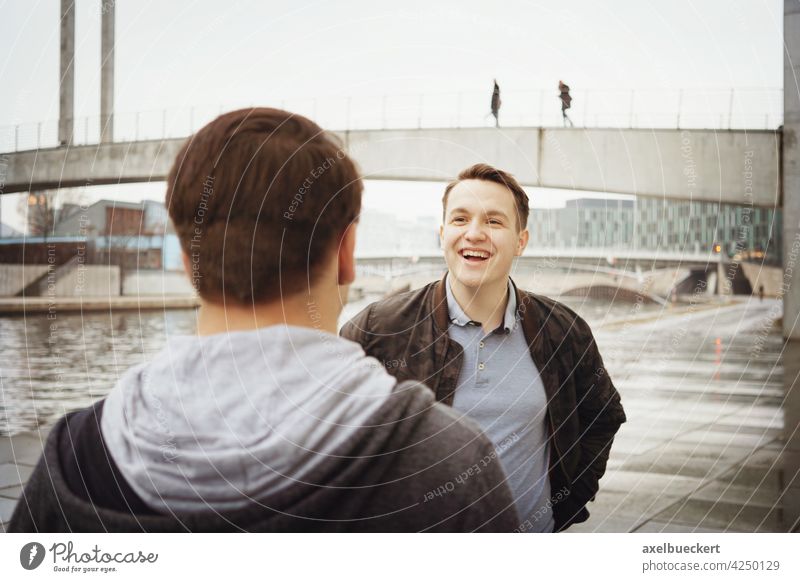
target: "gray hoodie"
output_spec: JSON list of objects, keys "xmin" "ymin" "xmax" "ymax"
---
[{"xmin": 101, "ymin": 325, "xmax": 400, "ymax": 514}]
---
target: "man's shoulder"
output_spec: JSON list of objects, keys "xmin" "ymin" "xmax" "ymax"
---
[
  {"xmin": 343, "ymin": 281, "xmax": 438, "ymax": 337},
  {"xmin": 368, "ymin": 281, "xmax": 437, "ymax": 316}
]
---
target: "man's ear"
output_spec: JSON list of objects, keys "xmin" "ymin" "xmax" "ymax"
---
[
  {"xmin": 516, "ymin": 228, "xmax": 530, "ymax": 256},
  {"xmin": 338, "ymin": 222, "xmax": 358, "ymax": 286},
  {"xmin": 439, "ymin": 224, "xmax": 444, "ymax": 248}
]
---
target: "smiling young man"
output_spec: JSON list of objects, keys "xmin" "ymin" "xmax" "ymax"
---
[{"xmin": 341, "ymin": 163, "xmax": 626, "ymax": 532}]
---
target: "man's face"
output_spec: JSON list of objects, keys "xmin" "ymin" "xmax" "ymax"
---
[{"xmin": 440, "ymin": 179, "xmax": 529, "ymax": 291}]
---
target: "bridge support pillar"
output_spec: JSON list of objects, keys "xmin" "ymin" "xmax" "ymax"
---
[
  {"xmin": 784, "ymin": 2, "xmax": 800, "ymax": 531},
  {"xmin": 100, "ymin": 1, "xmax": 115, "ymax": 143},
  {"xmin": 58, "ymin": 0, "xmax": 75, "ymax": 146},
  {"xmin": 785, "ymin": 0, "xmax": 800, "ymax": 339},
  {"xmin": 716, "ymin": 261, "xmax": 732, "ymax": 296}
]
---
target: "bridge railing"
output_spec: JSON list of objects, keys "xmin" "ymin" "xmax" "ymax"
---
[{"xmin": 0, "ymin": 87, "xmax": 782, "ymax": 153}]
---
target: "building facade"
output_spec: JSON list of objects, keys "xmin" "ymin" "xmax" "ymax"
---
[
  {"xmin": 52, "ymin": 199, "xmax": 182, "ymax": 270},
  {"xmin": 527, "ymin": 197, "xmax": 781, "ymax": 263}
]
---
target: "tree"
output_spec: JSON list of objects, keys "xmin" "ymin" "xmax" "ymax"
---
[{"xmin": 19, "ymin": 190, "xmax": 85, "ymax": 240}]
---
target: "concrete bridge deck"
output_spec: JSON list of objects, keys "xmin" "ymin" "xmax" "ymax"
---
[{"xmin": 0, "ymin": 126, "xmax": 781, "ymax": 207}]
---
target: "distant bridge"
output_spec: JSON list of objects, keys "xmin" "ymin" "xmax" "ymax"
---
[
  {"xmin": 355, "ymin": 252, "xmax": 782, "ymax": 305},
  {"xmin": 356, "ymin": 248, "xmax": 724, "ymax": 265},
  {"xmin": 352, "ymin": 251, "xmax": 778, "ymax": 305}
]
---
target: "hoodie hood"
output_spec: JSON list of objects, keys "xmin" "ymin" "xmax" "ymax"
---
[{"xmin": 101, "ymin": 325, "xmax": 396, "ymax": 514}]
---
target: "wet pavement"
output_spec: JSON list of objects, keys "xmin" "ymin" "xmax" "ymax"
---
[
  {"xmin": 570, "ymin": 297, "xmax": 798, "ymax": 532},
  {"xmin": 1, "ymin": 298, "xmax": 797, "ymax": 532}
]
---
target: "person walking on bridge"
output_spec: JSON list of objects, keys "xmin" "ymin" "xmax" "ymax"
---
[
  {"xmin": 491, "ymin": 79, "xmax": 502, "ymax": 127},
  {"xmin": 559, "ymin": 80, "xmax": 573, "ymax": 127}
]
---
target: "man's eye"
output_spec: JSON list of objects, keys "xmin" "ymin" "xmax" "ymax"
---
[
  {"xmin": 488, "ymin": 219, "xmax": 502, "ymax": 225},
  {"xmin": 452, "ymin": 217, "xmax": 467, "ymax": 223}
]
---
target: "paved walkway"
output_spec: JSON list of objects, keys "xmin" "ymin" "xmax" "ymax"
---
[
  {"xmin": 1, "ymin": 299, "xmax": 797, "ymax": 532},
  {"xmin": 0, "ymin": 430, "xmax": 46, "ymax": 530},
  {"xmin": 570, "ymin": 298, "xmax": 798, "ymax": 532}
]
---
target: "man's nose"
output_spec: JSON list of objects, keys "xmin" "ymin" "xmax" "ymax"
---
[{"xmin": 464, "ymin": 220, "xmax": 486, "ymax": 240}]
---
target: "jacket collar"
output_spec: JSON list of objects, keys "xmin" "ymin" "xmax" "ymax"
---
[
  {"xmin": 443, "ymin": 276, "xmax": 519, "ymax": 332},
  {"xmin": 432, "ymin": 274, "xmax": 450, "ymax": 333}
]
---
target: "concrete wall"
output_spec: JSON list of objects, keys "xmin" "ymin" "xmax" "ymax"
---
[
  {"xmin": 53, "ymin": 265, "xmax": 119, "ymax": 297},
  {"xmin": 740, "ymin": 263, "xmax": 784, "ymax": 297},
  {"xmin": 784, "ymin": 0, "xmax": 800, "ymax": 339},
  {"xmin": 0, "ymin": 264, "xmax": 49, "ymax": 295},
  {"xmin": 122, "ymin": 270, "xmax": 195, "ymax": 296},
  {"xmin": 1, "ymin": 264, "xmax": 197, "ymax": 297}
]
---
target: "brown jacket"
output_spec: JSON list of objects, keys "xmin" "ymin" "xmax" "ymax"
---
[{"xmin": 341, "ymin": 275, "xmax": 626, "ymax": 531}]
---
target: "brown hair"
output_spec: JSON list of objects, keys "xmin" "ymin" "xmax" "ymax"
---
[
  {"xmin": 442, "ymin": 163, "xmax": 529, "ymax": 231},
  {"xmin": 166, "ymin": 108, "xmax": 362, "ymax": 304}
]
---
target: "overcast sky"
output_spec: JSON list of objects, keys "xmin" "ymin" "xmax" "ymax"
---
[
  {"xmin": 0, "ymin": 0, "xmax": 785, "ymax": 231},
  {"xmin": 0, "ymin": 0, "xmax": 784, "ymax": 124}
]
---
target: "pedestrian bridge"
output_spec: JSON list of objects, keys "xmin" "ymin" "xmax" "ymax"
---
[{"xmin": 0, "ymin": 126, "xmax": 780, "ymax": 207}]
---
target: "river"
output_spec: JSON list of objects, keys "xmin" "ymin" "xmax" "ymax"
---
[{"xmin": 0, "ymin": 295, "xmax": 664, "ymax": 435}]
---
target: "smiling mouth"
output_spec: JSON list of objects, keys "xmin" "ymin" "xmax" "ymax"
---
[{"xmin": 459, "ymin": 249, "xmax": 491, "ymax": 262}]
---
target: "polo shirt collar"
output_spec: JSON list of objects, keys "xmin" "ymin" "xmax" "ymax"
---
[{"xmin": 445, "ymin": 276, "xmax": 518, "ymax": 332}]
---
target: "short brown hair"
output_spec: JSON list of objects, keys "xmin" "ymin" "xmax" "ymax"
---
[
  {"xmin": 442, "ymin": 163, "xmax": 529, "ymax": 231},
  {"xmin": 166, "ymin": 108, "xmax": 362, "ymax": 304}
]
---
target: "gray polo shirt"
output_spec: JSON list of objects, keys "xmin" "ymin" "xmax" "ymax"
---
[{"xmin": 446, "ymin": 277, "xmax": 554, "ymax": 532}]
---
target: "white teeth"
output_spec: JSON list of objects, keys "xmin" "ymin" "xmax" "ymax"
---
[{"xmin": 462, "ymin": 250, "xmax": 489, "ymax": 259}]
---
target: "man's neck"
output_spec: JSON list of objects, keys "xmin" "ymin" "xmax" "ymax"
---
[
  {"xmin": 448, "ymin": 274, "xmax": 509, "ymax": 334},
  {"xmin": 195, "ymin": 285, "xmax": 345, "ymax": 337}
]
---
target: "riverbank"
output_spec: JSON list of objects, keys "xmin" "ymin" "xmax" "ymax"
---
[{"xmin": 0, "ymin": 295, "xmax": 199, "ymax": 315}]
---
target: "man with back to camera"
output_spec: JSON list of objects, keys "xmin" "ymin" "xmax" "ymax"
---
[
  {"xmin": 341, "ymin": 163, "xmax": 627, "ymax": 532},
  {"xmin": 10, "ymin": 110, "xmax": 518, "ymax": 533}
]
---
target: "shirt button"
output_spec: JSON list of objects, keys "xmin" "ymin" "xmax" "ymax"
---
[
  {"xmin": 479, "ymin": 341, "xmax": 485, "ymax": 348},
  {"xmin": 478, "ymin": 363, "xmax": 485, "ymax": 371}
]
